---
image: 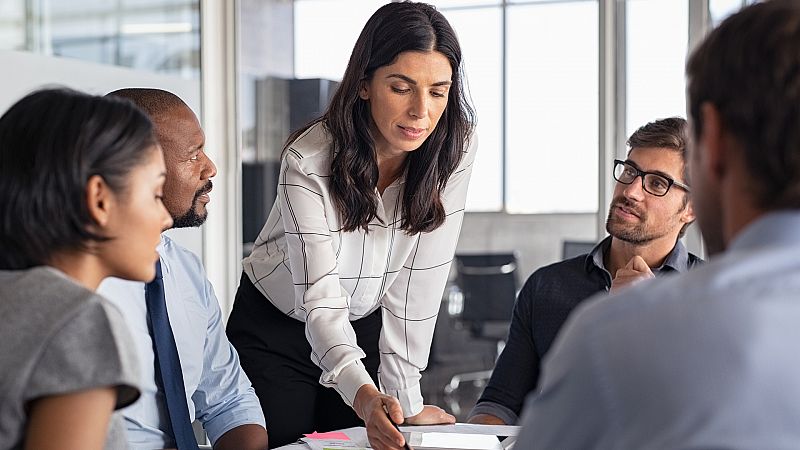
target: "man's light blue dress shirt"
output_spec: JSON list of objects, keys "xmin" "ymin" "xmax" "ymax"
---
[
  {"xmin": 99, "ymin": 235, "xmax": 265, "ymax": 449},
  {"xmin": 516, "ymin": 211, "xmax": 800, "ymax": 449}
]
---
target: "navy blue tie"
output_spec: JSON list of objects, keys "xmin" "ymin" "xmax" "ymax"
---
[{"xmin": 145, "ymin": 260, "xmax": 200, "ymax": 450}]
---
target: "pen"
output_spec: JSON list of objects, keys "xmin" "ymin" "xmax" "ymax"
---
[{"xmin": 383, "ymin": 405, "xmax": 413, "ymax": 450}]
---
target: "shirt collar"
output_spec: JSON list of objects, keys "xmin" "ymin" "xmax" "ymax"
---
[
  {"xmin": 584, "ymin": 236, "xmax": 612, "ymax": 273},
  {"xmin": 660, "ymin": 238, "xmax": 690, "ymax": 273},
  {"xmin": 157, "ymin": 234, "xmax": 169, "ymax": 275},
  {"xmin": 583, "ymin": 235, "xmax": 692, "ymax": 274}
]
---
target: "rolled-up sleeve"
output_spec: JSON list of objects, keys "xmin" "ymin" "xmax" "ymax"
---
[{"xmin": 193, "ymin": 277, "xmax": 266, "ymax": 444}]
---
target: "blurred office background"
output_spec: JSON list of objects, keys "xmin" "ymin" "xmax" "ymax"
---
[{"xmin": 0, "ymin": 0, "xmax": 757, "ymax": 420}]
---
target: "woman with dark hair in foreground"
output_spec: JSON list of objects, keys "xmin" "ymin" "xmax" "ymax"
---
[
  {"xmin": 0, "ymin": 88, "xmax": 173, "ymax": 450},
  {"xmin": 227, "ymin": 2, "xmax": 477, "ymax": 448}
]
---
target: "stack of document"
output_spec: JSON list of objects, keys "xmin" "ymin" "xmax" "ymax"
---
[
  {"xmin": 399, "ymin": 424, "xmax": 519, "ymax": 450},
  {"xmin": 301, "ymin": 429, "xmax": 369, "ymax": 450}
]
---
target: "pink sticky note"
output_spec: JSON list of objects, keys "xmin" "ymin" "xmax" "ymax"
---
[{"xmin": 304, "ymin": 431, "xmax": 351, "ymax": 440}]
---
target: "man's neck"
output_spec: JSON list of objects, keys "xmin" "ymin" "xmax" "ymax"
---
[{"xmin": 604, "ymin": 235, "xmax": 679, "ymax": 277}]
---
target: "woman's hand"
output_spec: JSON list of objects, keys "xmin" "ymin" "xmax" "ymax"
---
[
  {"xmin": 354, "ymin": 385, "xmax": 408, "ymax": 450},
  {"xmin": 354, "ymin": 385, "xmax": 457, "ymax": 449},
  {"xmin": 405, "ymin": 405, "xmax": 456, "ymax": 425}
]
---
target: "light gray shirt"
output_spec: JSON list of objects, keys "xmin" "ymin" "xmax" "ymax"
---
[
  {"xmin": 516, "ymin": 211, "xmax": 800, "ymax": 449},
  {"xmin": 0, "ymin": 266, "xmax": 140, "ymax": 450}
]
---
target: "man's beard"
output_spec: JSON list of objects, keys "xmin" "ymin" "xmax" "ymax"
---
[
  {"xmin": 172, "ymin": 181, "xmax": 212, "ymax": 228},
  {"xmin": 605, "ymin": 197, "xmax": 653, "ymax": 245}
]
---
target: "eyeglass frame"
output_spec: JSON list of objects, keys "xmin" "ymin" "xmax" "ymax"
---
[{"xmin": 612, "ymin": 159, "xmax": 691, "ymax": 197}]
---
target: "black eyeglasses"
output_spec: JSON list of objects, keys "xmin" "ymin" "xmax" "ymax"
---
[{"xmin": 613, "ymin": 159, "xmax": 690, "ymax": 197}]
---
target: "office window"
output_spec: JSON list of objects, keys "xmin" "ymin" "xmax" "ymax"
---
[
  {"xmin": 0, "ymin": 1, "xmax": 25, "ymax": 51},
  {"xmin": 506, "ymin": 1, "xmax": 599, "ymax": 213},
  {"xmin": 431, "ymin": 0, "xmax": 500, "ymax": 6},
  {"xmin": 626, "ymin": 0, "xmax": 688, "ymax": 138},
  {"xmin": 293, "ymin": 0, "xmax": 385, "ymax": 81},
  {"xmin": 0, "ymin": 0, "xmax": 200, "ymax": 78},
  {"xmin": 439, "ymin": 7, "xmax": 503, "ymax": 211},
  {"xmin": 710, "ymin": 0, "xmax": 757, "ymax": 25}
]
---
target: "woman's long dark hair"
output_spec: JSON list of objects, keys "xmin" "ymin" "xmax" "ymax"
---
[{"xmin": 286, "ymin": 1, "xmax": 475, "ymax": 234}]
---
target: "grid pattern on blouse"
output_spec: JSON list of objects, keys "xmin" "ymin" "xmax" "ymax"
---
[{"xmin": 242, "ymin": 123, "xmax": 476, "ymax": 415}]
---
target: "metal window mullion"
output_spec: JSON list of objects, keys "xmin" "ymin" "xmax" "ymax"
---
[
  {"xmin": 501, "ymin": 0, "xmax": 508, "ymax": 211},
  {"xmin": 688, "ymin": 0, "xmax": 710, "ymax": 53},
  {"xmin": 200, "ymin": 0, "xmax": 241, "ymax": 319},
  {"xmin": 597, "ymin": 0, "xmax": 625, "ymax": 240},
  {"xmin": 685, "ymin": 0, "xmax": 710, "ymax": 259}
]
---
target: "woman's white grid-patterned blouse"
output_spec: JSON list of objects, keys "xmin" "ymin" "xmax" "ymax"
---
[{"xmin": 242, "ymin": 122, "xmax": 476, "ymax": 417}]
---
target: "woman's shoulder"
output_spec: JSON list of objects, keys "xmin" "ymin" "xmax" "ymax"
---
[
  {"xmin": 0, "ymin": 267, "xmax": 127, "ymax": 339},
  {"xmin": 0, "ymin": 267, "xmax": 91, "ymax": 311},
  {"xmin": 285, "ymin": 121, "xmax": 334, "ymax": 165},
  {"xmin": 0, "ymin": 267, "xmax": 138, "ymax": 387}
]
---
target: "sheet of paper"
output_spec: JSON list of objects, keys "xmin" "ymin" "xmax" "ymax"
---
[
  {"xmin": 398, "ymin": 423, "xmax": 520, "ymax": 437},
  {"xmin": 403, "ymin": 432, "xmax": 502, "ymax": 450},
  {"xmin": 300, "ymin": 439, "xmax": 367, "ymax": 450}
]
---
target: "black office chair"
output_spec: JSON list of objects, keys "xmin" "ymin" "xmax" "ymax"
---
[
  {"xmin": 562, "ymin": 240, "xmax": 596, "ymax": 260},
  {"xmin": 442, "ymin": 253, "xmax": 518, "ymax": 416},
  {"xmin": 455, "ymin": 253, "xmax": 518, "ymax": 338}
]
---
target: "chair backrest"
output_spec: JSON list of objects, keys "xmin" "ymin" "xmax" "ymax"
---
[
  {"xmin": 454, "ymin": 253, "xmax": 518, "ymax": 324},
  {"xmin": 562, "ymin": 240, "xmax": 596, "ymax": 260}
]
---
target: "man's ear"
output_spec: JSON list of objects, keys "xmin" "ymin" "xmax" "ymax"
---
[
  {"xmin": 681, "ymin": 201, "xmax": 696, "ymax": 224},
  {"xmin": 85, "ymin": 174, "xmax": 114, "ymax": 229},
  {"xmin": 698, "ymin": 102, "xmax": 727, "ymax": 183}
]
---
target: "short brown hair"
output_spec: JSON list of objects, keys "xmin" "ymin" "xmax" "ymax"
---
[
  {"xmin": 627, "ymin": 117, "xmax": 692, "ymax": 237},
  {"xmin": 687, "ymin": 0, "xmax": 800, "ymax": 210},
  {"xmin": 627, "ymin": 117, "xmax": 688, "ymax": 156}
]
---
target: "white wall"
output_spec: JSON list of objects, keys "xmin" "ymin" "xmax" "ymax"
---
[{"xmin": 0, "ymin": 50, "xmax": 204, "ymax": 257}]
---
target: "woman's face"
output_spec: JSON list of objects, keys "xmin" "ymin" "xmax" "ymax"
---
[
  {"xmin": 359, "ymin": 50, "xmax": 453, "ymax": 160},
  {"xmin": 100, "ymin": 146, "xmax": 173, "ymax": 282}
]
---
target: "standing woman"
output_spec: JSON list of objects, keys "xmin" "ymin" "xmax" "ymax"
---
[
  {"xmin": 0, "ymin": 88, "xmax": 173, "ymax": 450},
  {"xmin": 227, "ymin": 2, "xmax": 477, "ymax": 448}
]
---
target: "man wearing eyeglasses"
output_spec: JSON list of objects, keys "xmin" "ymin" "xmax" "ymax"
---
[{"xmin": 468, "ymin": 117, "xmax": 702, "ymax": 426}]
